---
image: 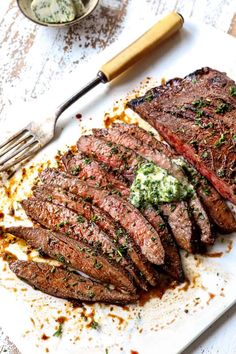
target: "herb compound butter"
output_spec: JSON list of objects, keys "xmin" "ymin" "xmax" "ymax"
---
[
  {"xmin": 31, "ymin": 0, "xmax": 85, "ymax": 24},
  {"xmin": 130, "ymin": 162, "xmax": 193, "ymax": 208}
]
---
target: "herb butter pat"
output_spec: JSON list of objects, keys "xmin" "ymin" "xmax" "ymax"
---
[
  {"xmin": 31, "ymin": 0, "xmax": 85, "ymax": 24},
  {"xmin": 130, "ymin": 162, "xmax": 193, "ymax": 207}
]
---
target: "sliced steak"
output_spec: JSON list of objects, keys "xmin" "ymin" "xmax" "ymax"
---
[
  {"xmin": 39, "ymin": 169, "xmax": 165, "ymax": 267},
  {"xmin": 196, "ymin": 182, "xmax": 236, "ymax": 233},
  {"xmin": 64, "ymin": 152, "xmax": 184, "ymax": 281},
  {"xmin": 9, "ymin": 260, "xmax": 138, "ymax": 304},
  {"xmin": 7, "ymin": 227, "xmax": 135, "ymax": 293},
  {"xmin": 21, "ymin": 199, "xmax": 135, "ymax": 293},
  {"xmin": 141, "ymin": 205, "xmax": 184, "ymax": 281},
  {"xmin": 109, "ymin": 124, "xmax": 235, "ymax": 234},
  {"xmin": 93, "ymin": 126, "xmax": 213, "ymax": 245},
  {"xmin": 32, "ymin": 184, "xmax": 149, "ymax": 290},
  {"xmin": 127, "ymin": 67, "xmax": 236, "ymax": 204},
  {"xmin": 77, "ymin": 135, "xmax": 143, "ymax": 182},
  {"xmin": 62, "ymin": 150, "xmax": 130, "ymax": 196},
  {"xmin": 161, "ymin": 202, "xmax": 200, "ymax": 253}
]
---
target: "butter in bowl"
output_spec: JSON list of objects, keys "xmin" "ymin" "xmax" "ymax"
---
[{"xmin": 17, "ymin": 0, "xmax": 99, "ymax": 27}]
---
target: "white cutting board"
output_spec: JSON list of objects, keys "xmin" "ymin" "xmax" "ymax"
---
[{"xmin": 0, "ymin": 16, "xmax": 236, "ymax": 354}]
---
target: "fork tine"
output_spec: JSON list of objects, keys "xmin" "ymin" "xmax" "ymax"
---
[
  {"xmin": 0, "ymin": 139, "xmax": 39, "ymax": 166},
  {"xmin": 0, "ymin": 131, "xmax": 35, "ymax": 158},
  {"xmin": 0, "ymin": 141, "xmax": 40, "ymax": 172},
  {"xmin": 0, "ymin": 128, "xmax": 30, "ymax": 150}
]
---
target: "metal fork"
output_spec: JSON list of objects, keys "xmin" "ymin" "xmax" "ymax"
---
[{"xmin": 0, "ymin": 13, "xmax": 183, "ymax": 172}]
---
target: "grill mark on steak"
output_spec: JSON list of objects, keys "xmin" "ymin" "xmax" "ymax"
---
[
  {"xmin": 7, "ymin": 227, "xmax": 135, "ymax": 293},
  {"xmin": 9, "ymin": 260, "xmax": 139, "ymax": 304},
  {"xmin": 32, "ymin": 184, "xmax": 149, "ymax": 290},
  {"xmin": 107, "ymin": 124, "xmax": 235, "ymax": 233},
  {"xmin": 21, "ymin": 198, "xmax": 136, "ymax": 293},
  {"xmin": 127, "ymin": 67, "xmax": 236, "ymax": 204},
  {"xmin": 39, "ymin": 169, "xmax": 165, "ymax": 267},
  {"xmin": 93, "ymin": 126, "xmax": 213, "ymax": 245},
  {"xmin": 64, "ymin": 153, "xmax": 184, "ymax": 281},
  {"xmin": 62, "ymin": 150, "xmax": 130, "ymax": 196}
]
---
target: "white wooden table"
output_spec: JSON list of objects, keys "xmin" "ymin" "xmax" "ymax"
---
[{"xmin": 0, "ymin": 1, "xmax": 236, "ymax": 353}]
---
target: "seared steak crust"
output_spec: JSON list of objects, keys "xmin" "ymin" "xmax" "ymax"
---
[
  {"xmin": 10, "ymin": 260, "xmax": 139, "ymax": 304},
  {"xmin": 127, "ymin": 67, "xmax": 236, "ymax": 204},
  {"xmin": 7, "ymin": 227, "xmax": 135, "ymax": 293}
]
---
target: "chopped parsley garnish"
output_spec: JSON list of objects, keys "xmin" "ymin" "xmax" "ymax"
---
[
  {"xmin": 91, "ymin": 215, "xmax": 99, "ymax": 223},
  {"xmin": 93, "ymin": 259, "xmax": 103, "ymax": 270},
  {"xmin": 110, "ymin": 146, "xmax": 119, "ymax": 155},
  {"xmin": 56, "ymin": 254, "xmax": 66, "ymax": 264},
  {"xmin": 202, "ymin": 151, "xmax": 209, "ymax": 159},
  {"xmin": 84, "ymin": 158, "xmax": 92, "ymax": 165},
  {"xmin": 232, "ymin": 134, "xmax": 236, "ymax": 142},
  {"xmin": 47, "ymin": 195, "xmax": 53, "ymax": 202},
  {"xmin": 215, "ymin": 102, "xmax": 230, "ymax": 114},
  {"xmin": 159, "ymin": 223, "xmax": 165, "ymax": 230},
  {"xmin": 229, "ymin": 86, "xmax": 236, "ymax": 96},
  {"xmin": 192, "ymin": 98, "xmax": 210, "ymax": 108},
  {"xmin": 91, "ymin": 320, "xmax": 100, "ymax": 330},
  {"xmin": 144, "ymin": 92, "xmax": 154, "ymax": 102},
  {"xmin": 71, "ymin": 166, "xmax": 81, "ymax": 175},
  {"xmin": 53, "ymin": 323, "xmax": 63, "ymax": 338},
  {"xmin": 214, "ymin": 133, "xmax": 226, "ymax": 148},
  {"xmin": 56, "ymin": 220, "xmax": 68, "ymax": 228},
  {"xmin": 88, "ymin": 291, "xmax": 95, "ymax": 299},
  {"xmin": 77, "ymin": 215, "xmax": 85, "ymax": 223}
]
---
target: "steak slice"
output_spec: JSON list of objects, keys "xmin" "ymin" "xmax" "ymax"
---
[
  {"xmin": 32, "ymin": 184, "xmax": 149, "ymax": 290},
  {"xmin": 21, "ymin": 199, "xmax": 135, "ymax": 293},
  {"xmin": 9, "ymin": 260, "xmax": 138, "ymax": 304},
  {"xmin": 141, "ymin": 205, "xmax": 184, "ymax": 281},
  {"xmin": 109, "ymin": 124, "xmax": 235, "ymax": 233},
  {"xmin": 63, "ymin": 153, "xmax": 184, "ymax": 281},
  {"xmin": 40, "ymin": 169, "xmax": 165, "ymax": 266},
  {"xmin": 93, "ymin": 126, "xmax": 213, "ymax": 245},
  {"xmin": 7, "ymin": 227, "xmax": 135, "ymax": 293},
  {"xmin": 77, "ymin": 135, "xmax": 143, "ymax": 182},
  {"xmin": 127, "ymin": 67, "xmax": 236, "ymax": 204},
  {"xmin": 161, "ymin": 202, "xmax": 200, "ymax": 253},
  {"xmin": 62, "ymin": 150, "xmax": 130, "ymax": 196}
]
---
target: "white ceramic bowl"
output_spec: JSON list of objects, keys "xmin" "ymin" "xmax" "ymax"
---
[{"xmin": 17, "ymin": 0, "xmax": 99, "ymax": 27}]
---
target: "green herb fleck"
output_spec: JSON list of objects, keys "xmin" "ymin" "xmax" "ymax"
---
[
  {"xmin": 56, "ymin": 221, "xmax": 68, "ymax": 228},
  {"xmin": 90, "ymin": 320, "xmax": 99, "ymax": 330},
  {"xmin": 53, "ymin": 323, "xmax": 63, "ymax": 338},
  {"xmin": 84, "ymin": 158, "xmax": 91, "ymax": 165},
  {"xmin": 77, "ymin": 215, "xmax": 85, "ymax": 223},
  {"xmin": 192, "ymin": 99, "xmax": 210, "ymax": 108},
  {"xmin": 159, "ymin": 223, "xmax": 165, "ymax": 230},
  {"xmin": 93, "ymin": 259, "xmax": 103, "ymax": 270},
  {"xmin": 56, "ymin": 254, "xmax": 66, "ymax": 264},
  {"xmin": 199, "ymin": 213, "xmax": 205, "ymax": 220},
  {"xmin": 215, "ymin": 134, "xmax": 226, "ymax": 148},
  {"xmin": 50, "ymin": 266, "xmax": 56, "ymax": 273},
  {"xmin": 144, "ymin": 92, "xmax": 154, "ymax": 102},
  {"xmin": 110, "ymin": 146, "xmax": 119, "ymax": 155},
  {"xmin": 88, "ymin": 291, "xmax": 95, "ymax": 299},
  {"xmin": 91, "ymin": 215, "xmax": 99, "ymax": 223},
  {"xmin": 71, "ymin": 166, "xmax": 81, "ymax": 175},
  {"xmin": 47, "ymin": 195, "xmax": 53, "ymax": 202},
  {"xmin": 202, "ymin": 151, "xmax": 209, "ymax": 159},
  {"xmin": 229, "ymin": 86, "xmax": 236, "ymax": 96},
  {"xmin": 151, "ymin": 236, "xmax": 156, "ymax": 242},
  {"xmin": 215, "ymin": 103, "xmax": 230, "ymax": 114}
]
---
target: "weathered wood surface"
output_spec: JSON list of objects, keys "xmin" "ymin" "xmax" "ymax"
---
[{"xmin": 0, "ymin": 0, "xmax": 236, "ymax": 353}]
